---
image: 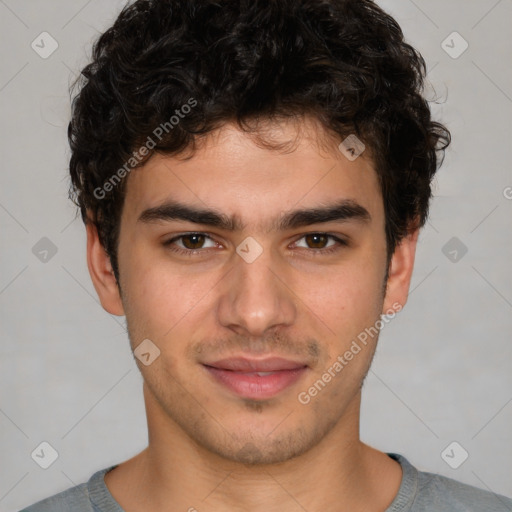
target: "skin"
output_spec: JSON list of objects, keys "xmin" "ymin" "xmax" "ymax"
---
[{"xmin": 87, "ymin": 116, "xmax": 419, "ymax": 512}]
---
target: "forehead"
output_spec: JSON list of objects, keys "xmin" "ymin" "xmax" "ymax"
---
[{"xmin": 122, "ymin": 118, "xmax": 383, "ymax": 229}]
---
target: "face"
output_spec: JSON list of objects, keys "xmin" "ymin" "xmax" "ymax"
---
[{"xmin": 88, "ymin": 117, "xmax": 416, "ymax": 465}]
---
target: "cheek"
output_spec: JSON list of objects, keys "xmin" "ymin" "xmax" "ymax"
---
[
  {"xmin": 296, "ymin": 264, "xmax": 384, "ymax": 400},
  {"xmin": 121, "ymin": 249, "xmax": 220, "ymax": 342},
  {"xmin": 296, "ymin": 256, "xmax": 384, "ymax": 336}
]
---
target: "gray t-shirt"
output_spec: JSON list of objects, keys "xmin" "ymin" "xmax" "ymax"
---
[{"xmin": 20, "ymin": 453, "xmax": 512, "ymax": 511}]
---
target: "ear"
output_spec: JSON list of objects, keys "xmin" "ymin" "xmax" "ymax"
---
[
  {"xmin": 382, "ymin": 228, "xmax": 419, "ymax": 314},
  {"xmin": 86, "ymin": 221, "xmax": 125, "ymax": 316}
]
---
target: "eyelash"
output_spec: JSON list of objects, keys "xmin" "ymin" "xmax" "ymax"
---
[{"xmin": 162, "ymin": 232, "xmax": 348, "ymax": 257}]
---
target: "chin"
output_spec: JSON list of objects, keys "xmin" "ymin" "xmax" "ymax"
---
[{"xmin": 197, "ymin": 426, "xmax": 319, "ymax": 466}]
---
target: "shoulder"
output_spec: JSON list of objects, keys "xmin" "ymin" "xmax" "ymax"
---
[
  {"xmin": 19, "ymin": 483, "xmax": 92, "ymax": 512},
  {"xmin": 415, "ymin": 470, "xmax": 512, "ymax": 511},
  {"xmin": 389, "ymin": 453, "xmax": 512, "ymax": 512},
  {"xmin": 18, "ymin": 465, "xmax": 118, "ymax": 512}
]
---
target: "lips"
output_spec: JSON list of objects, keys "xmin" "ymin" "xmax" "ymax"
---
[
  {"xmin": 204, "ymin": 357, "xmax": 307, "ymax": 372},
  {"xmin": 202, "ymin": 357, "xmax": 308, "ymax": 400}
]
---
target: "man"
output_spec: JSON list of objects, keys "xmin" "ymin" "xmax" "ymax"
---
[{"xmin": 20, "ymin": 0, "xmax": 512, "ymax": 510}]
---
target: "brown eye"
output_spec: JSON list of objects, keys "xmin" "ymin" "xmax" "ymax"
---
[
  {"xmin": 304, "ymin": 233, "xmax": 330, "ymax": 249},
  {"xmin": 180, "ymin": 234, "xmax": 206, "ymax": 249},
  {"xmin": 163, "ymin": 233, "xmax": 218, "ymax": 255},
  {"xmin": 293, "ymin": 233, "xmax": 347, "ymax": 255}
]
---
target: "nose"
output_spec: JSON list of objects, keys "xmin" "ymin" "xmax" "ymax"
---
[{"xmin": 216, "ymin": 246, "xmax": 297, "ymax": 338}]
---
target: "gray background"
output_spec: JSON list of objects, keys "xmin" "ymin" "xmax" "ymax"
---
[{"xmin": 1, "ymin": 0, "xmax": 511, "ymax": 510}]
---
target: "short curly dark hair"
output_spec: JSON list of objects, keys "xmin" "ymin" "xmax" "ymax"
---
[{"xmin": 68, "ymin": 0, "xmax": 450, "ymax": 283}]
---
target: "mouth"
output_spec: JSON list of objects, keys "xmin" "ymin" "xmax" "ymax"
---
[{"xmin": 202, "ymin": 357, "xmax": 309, "ymax": 400}]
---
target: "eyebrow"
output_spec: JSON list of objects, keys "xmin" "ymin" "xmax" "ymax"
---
[{"xmin": 137, "ymin": 199, "xmax": 371, "ymax": 232}]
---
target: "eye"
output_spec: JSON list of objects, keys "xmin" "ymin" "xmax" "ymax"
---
[
  {"xmin": 292, "ymin": 233, "xmax": 347, "ymax": 254},
  {"xmin": 163, "ymin": 232, "xmax": 348, "ymax": 257},
  {"xmin": 294, "ymin": 233, "xmax": 348, "ymax": 255},
  {"xmin": 292, "ymin": 233, "xmax": 336, "ymax": 249},
  {"xmin": 163, "ymin": 233, "xmax": 219, "ymax": 255}
]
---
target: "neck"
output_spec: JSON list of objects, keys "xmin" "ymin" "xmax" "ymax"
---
[{"xmin": 104, "ymin": 385, "xmax": 402, "ymax": 512}]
